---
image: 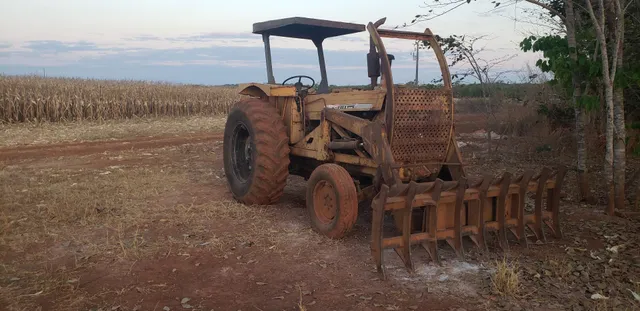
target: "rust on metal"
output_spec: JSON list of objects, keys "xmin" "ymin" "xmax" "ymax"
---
[
  {"xmin": 366, "ymin": 22, "xmax": 395, "ymax": 142},
  {"xmin": 327, "ymin": 140, "xmax": 360, "ymax": 150},
  {"xmin": 369, "ymin": 166, "xmax": 567, "ymax": 276},
  {"xmin": 332, "ymin": 153, "xmax": 377, "ymax": 169},
  {"xmin": 313, "ymin": 180, "xmax": 337, "ymax": 225},
  {"xmin": 423, "ymin": 28, "xmax": 453, "ymax": 90},
  {"xmin": 377, "ymin": 28, "xmax": 435, "ymax": 41},
  {"xmin": 360, "ymin": 121, "xmax": 396, "ymax": 186},
  {"xmin": 389, "ymin": 88, "xmax": 453, "ymax": 175},
  {"xmin": 371, "ymin": 184, "xmax": 390, "ymax": 279},
  {"xmin": 323, "ymin": 108, "xmax": 371, "ymax": 137}
]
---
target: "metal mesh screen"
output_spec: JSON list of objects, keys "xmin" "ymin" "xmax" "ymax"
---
[{"xmin": 390, "ymin": 87, "xmax": 453, "ymax": 165}]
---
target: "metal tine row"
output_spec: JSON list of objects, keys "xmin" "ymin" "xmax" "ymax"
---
[
  {"xmin": 370, "ymin": 179, "xmax": 445, "ymax": 280},
  {"xmin": 370, "ymin": 165, "xmax": 568, "ymax": 280}
]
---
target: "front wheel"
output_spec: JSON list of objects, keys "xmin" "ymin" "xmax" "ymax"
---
[{"xmin": 306, "ymin": 164, "xmax": 358, "ymax": 239}]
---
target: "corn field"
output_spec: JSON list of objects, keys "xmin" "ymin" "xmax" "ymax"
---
[{"xmin": 0, "ymin": 75, "xmax": 243, "ymax": 123}]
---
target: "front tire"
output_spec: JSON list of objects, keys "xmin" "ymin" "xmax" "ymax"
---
[
  {"xmin": 223, "ymin": 98, "xmax": 290, "ymax": 205},
  {"xmin": 306, "ymin": 164, "xmax": 358, "ymax": 239}
]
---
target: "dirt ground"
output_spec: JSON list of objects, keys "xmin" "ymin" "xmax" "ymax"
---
[{"xmin": 1, "ymin": 115, "xmax": 639, "ymax": 311}]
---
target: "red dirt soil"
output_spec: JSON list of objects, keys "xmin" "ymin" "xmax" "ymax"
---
[
  {"xmin": 0, "ymin": 133, "xmax": 222, "ymax": 162},
  {"xmin": 4, "ymin": 114, "xmax": 637, "ymax": 311},
  {"xmin": 0, "ymin": 132, "xmax": 482, "ymax": 311}
]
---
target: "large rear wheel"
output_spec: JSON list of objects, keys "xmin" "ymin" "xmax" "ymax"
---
[
  {"xmin": 306, "ymin": 164, "xmax": 358, "ymax": 239},
  {"xmin": 223, "ymin": 98, "xmax": 290, "ymax": 205}
]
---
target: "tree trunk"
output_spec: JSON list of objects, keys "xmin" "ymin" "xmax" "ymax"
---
[
  {"xmin": 480, "ymin": 83, "xmax": 491, "ymax": 158},
  {"xmin": 612, "ymin": 0, "xmax": 626, "ymax": 210},
  {"xmin": 585, "ymin": 0, "xmax": 615, "ymax": 215},
  {"xmin": 605, "ymin": 91, "xmax": 615, "ymax": 215},
  {"xmin": 566, "ymin": 0, "xmax": 593, "ymax": 203}
]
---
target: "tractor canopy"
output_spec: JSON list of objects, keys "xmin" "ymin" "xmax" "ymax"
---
[
  {"xmin": 253, "ymin": 17, "xmax": 365, "ymax": 41},
  {"xmin": 252, "ymin": 17, "xmax": 366, "ymax": 94}
]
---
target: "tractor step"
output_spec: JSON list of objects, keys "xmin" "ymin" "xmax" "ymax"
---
[{"xmin": 370, "ymin": 166, "xmax": 567, "ymax": 279}]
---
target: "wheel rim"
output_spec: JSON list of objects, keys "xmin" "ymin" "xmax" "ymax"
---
[
  {"xmin": 312, "ymin": 180, "xmax": 337, "ymax": 225},
  {"xmin": 231, "ymin": 122, "xmax": 252, "ymax": 183}
]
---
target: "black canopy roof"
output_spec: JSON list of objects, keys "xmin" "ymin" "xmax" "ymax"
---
[{"xmin": 252, "ymin": 17, "xmax": 365, "ymax": 41}]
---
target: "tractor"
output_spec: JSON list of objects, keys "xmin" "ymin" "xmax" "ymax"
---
[{"xmin": 222, "ymin": 16, "xmax": 567, "ymax": 278}]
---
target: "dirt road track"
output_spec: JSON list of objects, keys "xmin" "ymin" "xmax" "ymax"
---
[{"xmin": 0, "ymin": 132, "xmax": 223, "ymax": 162}]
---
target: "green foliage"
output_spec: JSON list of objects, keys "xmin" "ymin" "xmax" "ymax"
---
[
  {"xmin": 578, "ymin": 95, "xmax": 600, "ymax": 111},
  {"xmin": 519, "ymin": 33, "xmax": 602, "ymax": 112},
  {"xmin": 520, "ymin": 35, "xmax": 572, "ymax": 89},
  {"xmin": 536, "ymin": 103, "xmax": 574, "ymax": 128}
]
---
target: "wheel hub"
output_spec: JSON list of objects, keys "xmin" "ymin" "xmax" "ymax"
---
[
  {"xmin": 313, "ymin": 180, "xmax": 337, "ymax": 224},
  {"xmin": 231, "ymin": 123, "xmax": 252, "ymax": 182}
]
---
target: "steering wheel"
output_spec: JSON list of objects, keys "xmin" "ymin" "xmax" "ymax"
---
[{"xmin": 281, "ymin": 75, "xmax": 315, "ymax": 91}]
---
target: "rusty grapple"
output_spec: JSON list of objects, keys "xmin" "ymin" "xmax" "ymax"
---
[
  {"xmin": 370, "ymin": 163, "xmax": 566, "ymax": 278},
  {"xmin": 221, "ymin": 16, "xmax": 568, "ymax": 279}
]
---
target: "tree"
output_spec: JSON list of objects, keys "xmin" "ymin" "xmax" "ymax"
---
[
  {"xmin": 519, "ymin": 23, "xmax": 602, "ymax": 205},
  {"xmin": 520, "ymin": 0, "xmax": 638, "ymax": 213},
  {"xmin": 582, "ymin": 0, "xmax": 629, "ymax": 214},
  {"xmin": 410, "ymin": 40, "xmax": 428, "ymax": 85}
]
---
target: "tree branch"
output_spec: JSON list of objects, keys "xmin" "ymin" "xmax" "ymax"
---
[
  {"xmin": 492, "ymin": 10, "xmax": 565, "ymax": 33},
  {"xmin": 584, "ymin": 0, "xmax": 603, "ymax": 47},
  {"xmin": 609, "ymin": 0, "xmax": 624, "ymax": 83},
  {"xmin": 522, "ymin": 0, "xmax": 567, "ymax": 21},
  {"xmin": 622, "ymin": 0, "xmax": 635, "ymax": 13},
  {"xmin": 599, "ymin": 0, "xmax": 605, "ymax": 36}
]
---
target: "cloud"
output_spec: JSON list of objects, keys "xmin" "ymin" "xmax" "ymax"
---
[
  {"xmin": 0, "ymin": 31, "xmax": 528, "ymax": 85},
  {"xmin": 168, "ymin": 32, "xmax": 258, "ymax": 42},
  {"xmin": 124, "ymin": 35, "xmax": 164, "ymax": 42},
  {"xmin": 23, "ymin": 40, "xmax": 105, "ymax": 53}
]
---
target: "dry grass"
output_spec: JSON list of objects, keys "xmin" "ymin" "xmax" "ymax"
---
[
  {"xmin": 0, "ymin": 115, "xmax": 227, "ymax": 147},
  {"xmin": 0, "ymin": 142, "xmax": 334, "ymax": 310},
  {"xmin": 490, "ymin": 256, "xmax": 521, "ymax": 297},
  {"xmin": 0, "ymin": 75, "xmax": 242, "ymax": 123},
  {"xmin": 548, "ymin": 256, "xmax": 573, "ymax": 280},
  {"xmin": 0, "ymin": 163, "xmax": 184, "ymax": 309},
  {"xmin": 297, "ymin": 284, "xmax": 308, "ymax": 311}
]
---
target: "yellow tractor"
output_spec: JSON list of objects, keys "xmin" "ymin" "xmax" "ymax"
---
[{"xmin": 222, "ymin": 17, "xmax": 567, "ymax": 278}]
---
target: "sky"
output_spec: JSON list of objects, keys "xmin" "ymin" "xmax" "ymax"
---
[{"xmin": 0, "ymin": 0, "xmax": 555, "ymax": 86}]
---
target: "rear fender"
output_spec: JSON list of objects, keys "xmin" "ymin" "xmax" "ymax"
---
[{"xmin": 238, "ymin": 83, "xmax": 296, "ymax": 98}]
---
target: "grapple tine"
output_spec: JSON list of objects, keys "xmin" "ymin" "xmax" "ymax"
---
[
  {"xmin": 528, "ymin": 167, "xmax": 551, "ymax": 243},
  {"xmin": 496, "ymin": 172, "xmax": 513, "ymax": 251},
  {"xmin": 394, "ymin": 181, "xmax": 418, "ymax": 272},
  {"xmin": 474, "ymin": 175, "xmax": 493, "ymax": 252},
  {"xmin": 421, "ymin": 179, "xmax": 444, "ymax": 265},
  {"xmin": 544, "ymin": 165, "xmax": 567, "ymax": 239},
  {"xmin": 445, "ymin": 178, "xmax": 467, "ymax": 258},
  {"xmin": 371, "ymin": 184, "xmax": 389, "ymax": 279},
  {"xmin": 512, "ymin": 170, "xmax": 534, "ymax": 247}
]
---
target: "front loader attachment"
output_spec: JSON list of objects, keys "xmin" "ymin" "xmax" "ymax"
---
[
  {"xmin": 354, "ymin": 22, "xmax": 570, "ymax": 278},
  {"xmin": 370, "ymin": 166, "xmax": 567, "ymax": 279},
  {"xmin": 356, "ymin": 119, "xmax": 568, "ymax": 278}
]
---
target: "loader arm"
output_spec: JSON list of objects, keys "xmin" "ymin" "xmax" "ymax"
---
[{"xmin": 366, "ymin": 22, "xmax": 394, "ymax": 142}]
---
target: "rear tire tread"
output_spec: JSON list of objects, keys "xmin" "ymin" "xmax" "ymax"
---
[{"xmin": 225, "ymin": 98, "xmax": 290, "ymax": 205}]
